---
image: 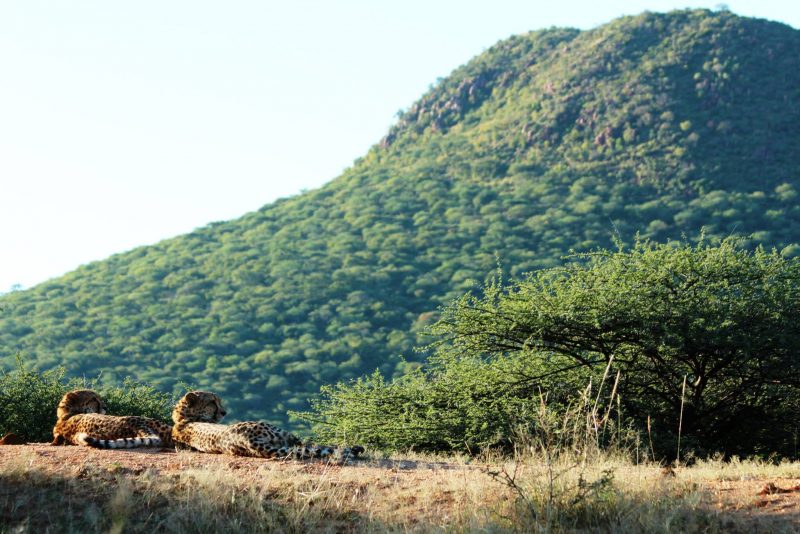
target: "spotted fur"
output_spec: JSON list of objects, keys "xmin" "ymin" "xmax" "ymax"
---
[
  {"xmin": 171, "ymin": 391, "xmax": 364, "ymax": 460},
  {"xmin": 52, "ymin": 389, "xmax": 172, "ymax": 449}
]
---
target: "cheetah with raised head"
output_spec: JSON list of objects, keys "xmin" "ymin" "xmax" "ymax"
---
[
  {"xmin": 171, "ymin": 391, "xmax": 364, "ymax": 460},
  {"xmin": 52, "ymin": 389, "xmax": 173, "ymax": 449}
]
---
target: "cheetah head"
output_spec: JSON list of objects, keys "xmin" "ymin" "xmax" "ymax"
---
[
  {"xmin": 56, "ymin": 389, "xmax": 107, "ymax": 420},
  {"xmin": 172, "ymin": 391, "xmax": 227, "ymax": 424}
]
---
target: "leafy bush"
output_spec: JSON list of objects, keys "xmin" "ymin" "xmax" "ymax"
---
[
  {"xmin": 429, "ymin": 237, "xmax": 800, "ymax": 456},
  {"xmin": 101, "ymin": 378, "xmax": 174, "ymax": 424},
  {"xmin": 0, "ymin": 358, "xmax": 75, "ymax": 442},
  {"xmin": 298, "ymin": 350, "xmax": 599, "ymax": 453},
  {"xmin": 304, "ymin": 239, "xmax": 800, "ymax": 457},
  {"xmin": 0, "ymin": 357, "xmax": 173, "ymax": 443}
]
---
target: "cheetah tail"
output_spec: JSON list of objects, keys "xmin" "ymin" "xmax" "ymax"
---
[
  {"xmin": 289, "ymin": 444, "xmax": 365, "ymax": 460},
  {"xmin": 77, "ymin": 433, "xmax": 164, "ymax": 449}
]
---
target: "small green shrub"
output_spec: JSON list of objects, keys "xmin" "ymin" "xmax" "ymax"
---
[
  {"xmin": 295, "ymin": 351, "xmax": 601, "ymax": 453},
  {"xmin": 100, "ymin": 378, "xmax": 173, "ymax": 424},
  {"xmin": 0, "ymin": 357, "xmax": 76, "ymax": 442},
  {"xmin": 0, "ymin": 357, "xmax": 173, "ymax": 443}
]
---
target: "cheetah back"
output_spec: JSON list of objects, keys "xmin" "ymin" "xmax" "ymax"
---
[{"xmin": 172, "ymin": 391, "xmax": 363, "ymax": 460}]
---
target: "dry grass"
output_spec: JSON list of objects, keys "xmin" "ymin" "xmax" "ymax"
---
[
  {"xmin": 486, "ymin": 453, "xmax": 800, "ymax": 533},
  {"xmin": 2, "ymin": 445, "xmax": 800, "ymax": 533},
  {"xmin": 0, "ymin": 446, "xmax": 508, "ymax": 533}
]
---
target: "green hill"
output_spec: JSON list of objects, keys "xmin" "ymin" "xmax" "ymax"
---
[{"xmin": 2, "ymin": 9, "xmax": 799, "ymax": 430}]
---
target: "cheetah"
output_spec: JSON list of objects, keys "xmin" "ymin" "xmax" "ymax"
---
[
  {"xmin": 52, "ymin": 389, "xmax": 173, "ymax": 449},
  {"xmin": 171, "ymin": 391, "xmax": 364, "ymax": 460}
]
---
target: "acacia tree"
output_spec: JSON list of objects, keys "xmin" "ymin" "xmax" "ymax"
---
[{"xmin": 429, "ymin": 238, "xmax": 800, "ymax": 455}]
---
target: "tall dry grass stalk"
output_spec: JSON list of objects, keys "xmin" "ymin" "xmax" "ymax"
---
[
  {"xmin": 590, "ymin": 356, "xmax": 615, "ymax": 445},
  {"xmin": 678, "ymin": 374, "xmax": 688, "ymax": 465}
]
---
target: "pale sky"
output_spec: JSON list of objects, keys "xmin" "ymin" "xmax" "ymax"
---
[{"xmin": 1, "ymin": 1, "xmax": 798, "ymax": 292}]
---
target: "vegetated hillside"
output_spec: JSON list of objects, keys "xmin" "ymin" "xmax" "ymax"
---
[{"xmin": 1, "ymin": 9, "xmax": 799, "ymax": 430}]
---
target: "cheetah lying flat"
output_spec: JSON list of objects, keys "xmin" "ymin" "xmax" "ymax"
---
[
  {"xmin": 171, "ymin": 391, "xmax": 364, "ymax": 460},
  {"xmin": 52, "ymin": 389, "xmax": 173, "ymax": 449}
]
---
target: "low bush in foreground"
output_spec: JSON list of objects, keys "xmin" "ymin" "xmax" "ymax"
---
[{"xmin": 0, "ymin": 357, "xmax": 173, "ymax": 442}]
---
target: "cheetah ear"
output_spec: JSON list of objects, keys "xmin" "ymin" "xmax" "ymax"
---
[{"xmin": 185, "ymin": 391, "xmax": 200, "ymax": 406}]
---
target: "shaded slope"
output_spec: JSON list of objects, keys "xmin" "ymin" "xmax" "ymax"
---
[{"xmin": 1, "ymin": 9, "xmax": 799, "ymax": 429}]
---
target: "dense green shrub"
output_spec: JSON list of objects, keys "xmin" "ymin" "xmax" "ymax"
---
[
  {"xmin": 429, "ymin": 238, "xmax": 800, "ymax": 456},
  {"xmin": 0, "ymin": 358, "xmax": 75, "ymax": 443},
  {"xmin": 97, "ymin": 377, "xmax": 174, "ymax": 425},
  {"xmin": 305, "ymin": 239, "xmax": 800, "ymax": 457},
  {"xmin": 298, "ymin": 349, "xmax": 600, "ymax": 452},
  {"xmin": 0, "ymin": 357, "xmax": 173, "ymax": 443}
]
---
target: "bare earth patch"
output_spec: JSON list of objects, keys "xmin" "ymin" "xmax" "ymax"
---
[
  {"xmin": 707, "ymin": 477, "xmax": 800, "ymax": 519},
  {"xmin": 0, "ymin": 442, "xmax": 480, "ymax": 489}
]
